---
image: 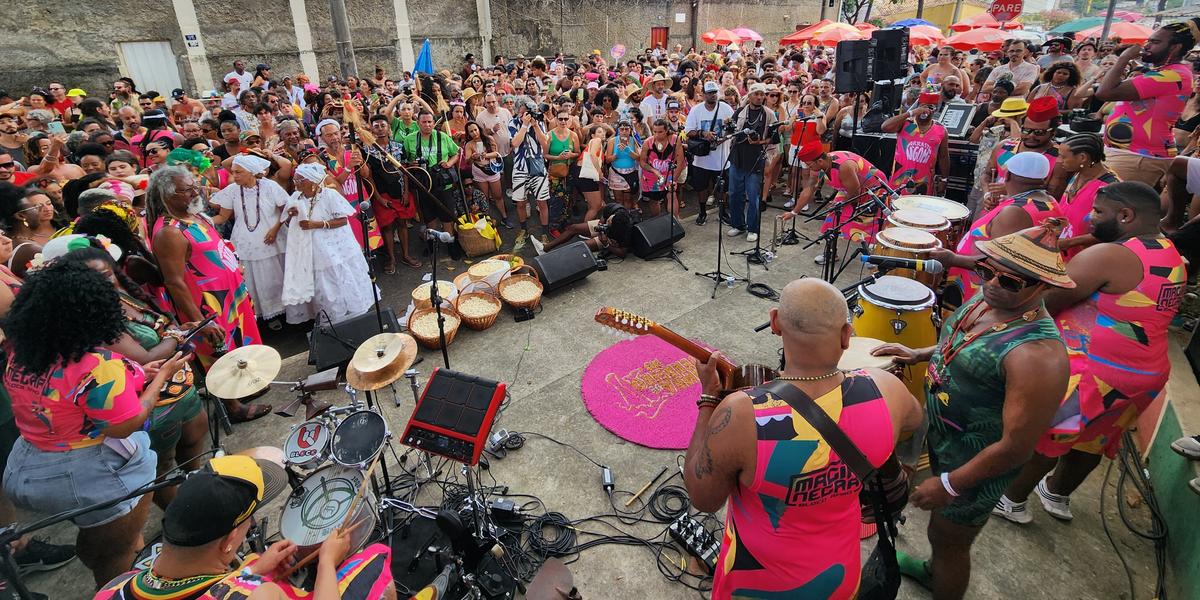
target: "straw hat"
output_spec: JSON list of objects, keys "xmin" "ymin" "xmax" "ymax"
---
[
  {"xmin": 977, "ymin": 219, "xmax": 1075, "ymax": 289},
  {"xmin": 991, "ymin": 97, "xmax": 1029, "ymax": 118}
]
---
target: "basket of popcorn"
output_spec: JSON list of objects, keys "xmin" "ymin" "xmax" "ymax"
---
[
  {"xmin": 489, "ymin": 253, "xmax": 525, "ymax": 272},
  {"xmin": 411, "ymin": 280, "xmax": 456, "ymax": 310},
  {"xmin": 454, "ymin": 281, "xmax": 502, "ymax": 331},
  {"xmin": 497, "ymin": 265, "xmax": 543, "ymax": 310},
  {"xmin": 407, "ymin": 306, "xmax": 461, "ymax": 349}
]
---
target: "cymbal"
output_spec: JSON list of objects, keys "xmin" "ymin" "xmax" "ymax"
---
[
  {"xmin": 206, "ymin": 345, "xmax": 282, "ymax": 399},
  {"xmin": 349, "ymin": 333, "xmax": 417, "ymax": 374}
]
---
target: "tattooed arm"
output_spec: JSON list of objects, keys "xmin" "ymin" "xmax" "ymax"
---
[{"xmin": 683, "ymin": 352, "xmax": 757, "ymax": 513}]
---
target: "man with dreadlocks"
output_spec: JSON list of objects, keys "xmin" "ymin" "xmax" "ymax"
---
[{"xmin": 1095, "ymin": 17, "xmax": 1199, "ymax": 185}]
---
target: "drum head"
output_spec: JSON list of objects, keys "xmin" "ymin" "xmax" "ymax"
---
[
  {"xmin": 893, "ymin": 196, "xmax": 970, "ymax": 222},
  {"xmin": 877, "ymin": 227, "xmax": 941, "ymax": 252},
  {"xmin": 839, "ymin": 337, "xmax": 897, "ymax": 371},
  {"xmin": 888, "ymin": 208, "xmax": 949, "ymax": 231},
  {"xmin": 280, "ymin": 465, "xmax": 376, "ymax": 548},
  {"xmin": 284, "ymin": 420, "xmax": 331, "ymax": 468},
  {"xmin": 860, "ymin": 275, "xmax": 935, "ymax": 309},
  {"xmin": 331, "ymin": 411, "xmax": 387, "ymax": 467}
]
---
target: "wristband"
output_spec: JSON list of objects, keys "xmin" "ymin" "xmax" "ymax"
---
[
  {"xmin": 697, "ymin": 398, "xmax": 720, "ymax": 410},
  {"xmin": 940, "ymin": 472, "xmax": 960, "ymax": 497}
]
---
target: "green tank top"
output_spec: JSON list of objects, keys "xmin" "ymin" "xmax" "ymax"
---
[{"xmin": 549, "ymin": 129, "xmax": 572, "ymax": 164}]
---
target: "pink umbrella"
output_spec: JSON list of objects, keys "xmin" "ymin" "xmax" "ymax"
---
[
  {"xmin": 731, "ymin": 27, "xmax": 763, "ymax": 42},
  {"xmin": 702, "ymin": 28, "xmax": 741, "ymax": 45},
  {"xmin": 856, "ymin": 22, "xmax": 879, "ymax": 32},
  {"xmin": 1112, "ymin": 10, "xmax": 1142, "ymax": 22},
  {"xmin": 945, "ymin": 27, "xmax": 1012, "ymax": 51},
  {"xmin": 1076, "ymin": 22, "xmax": 1153, "ymax": 44},
  {"xmin": 950, "ymin": 13, "xmax": 1024, "ymax": 32},
  {"xmin": 907, "ymin": 24, "xmax": 945, "ymax": 46}
]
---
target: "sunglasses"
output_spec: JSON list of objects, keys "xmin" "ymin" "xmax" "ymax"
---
[
  {"xmin": 0, "ymin": 162, "xmax": 14, "ymax": 169},
  {"xmin": 1022, "ymin": 127, "xmax": 1053, "ymax": 136},
  {"xmin": 975, "ymin": 261, "xmax": 1038, "ymax": 293}
]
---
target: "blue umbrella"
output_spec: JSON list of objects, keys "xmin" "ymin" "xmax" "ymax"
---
[
  {"xmin": 414, "ymin": 39, "xmax": 434, "ymax": 75},
  {"xmin": 891, "ymin": 18, "xmax": 935, "ymax": 27}
]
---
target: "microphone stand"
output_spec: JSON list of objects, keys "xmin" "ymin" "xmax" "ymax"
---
[
  {"xmin": 731, "ymin": 132, "xmax": 772, "ymax": 270},
  {"xmin": 802, "ymin": 190, "xmax": 873, "ymax": 283},
  {"xmin": 345, "ymin": 125, "xmax": 386, "ymax": 332},
  {"xmin": 652, "ymin": 159, "xmax": 687, "ymax": 270},
  {"xmin": 423, "ymin": 229, "xmax": 451, "ymax": 370},
  {"xmin": 694, "ymin": 133, "xmax": 747, "ymax": 298}
]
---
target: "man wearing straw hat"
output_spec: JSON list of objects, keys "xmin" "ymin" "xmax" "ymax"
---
[
  {"xmin": 638, "ymin": 72, "xmax": 673, "ymax": 128},
  {"xmin": 873, "ymin": 222, "xmax": 1072, "ymax": 600}
]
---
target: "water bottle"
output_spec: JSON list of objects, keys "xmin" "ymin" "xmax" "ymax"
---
[{"xmin": 725, "ymin": 276, "xmax": 735, "ymax": 288}]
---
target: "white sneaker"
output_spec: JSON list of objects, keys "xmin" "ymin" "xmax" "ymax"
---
[
  {"xmin": 992, "ymin": 495, "xmax": 1033, "ymax": 524},
  {"xmin": 726, "ymin": 227, "xmax": 744, "ymax": 237},
  {"xmin": 746, "ymin": 233, "xmax": 759, "ymax": 243},
  {"xmin": 783, "ymin": 199, "xmax": 796, "ymax": 209},
  {"xmin": 813, "ymin": 254, "xmax": 827, "ymax": 265},
  {"xmin": 530, "ymin": 236, "xmax": 545, "ymax": 256},
  {"xmin": 1036, "ymin": 476, "xmax": 1073, "ymax": 521},
  {"xmin": 706, "ymin": 195, "xmax": 716, "ymax": 207}
]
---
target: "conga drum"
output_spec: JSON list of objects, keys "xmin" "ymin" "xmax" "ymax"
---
[
  {"xmin": 851, "ymin": 276, "xmax": 938, "ymax": 399},
  {"xmin": 873, "ymin": 226, "xmax": 944, "ymax": 288},
  {"xmin": 892, "ymin": 196, "xmax": 971, "ymax": 250}
]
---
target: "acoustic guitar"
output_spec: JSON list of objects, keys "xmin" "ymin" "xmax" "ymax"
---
[{"xmin": 594, "ymin": 307, "xmax": 777, "ymax": 396}]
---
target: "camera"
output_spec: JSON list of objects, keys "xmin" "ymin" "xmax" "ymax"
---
[{"xmin": 594, "ymin": 223, "xmax": 610, "ymax": 235}]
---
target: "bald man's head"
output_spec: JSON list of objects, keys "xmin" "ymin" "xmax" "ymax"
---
[{"xmin": 775, "ymin": 279, "xmax": 849, "ymax": 338}]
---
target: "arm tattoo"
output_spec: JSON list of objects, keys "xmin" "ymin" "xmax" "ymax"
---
[{"xmin": 694, "ymin": 407, "xmax": 732, "ymax": 480}]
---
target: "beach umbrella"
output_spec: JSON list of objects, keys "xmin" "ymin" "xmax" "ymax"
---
[
  {"xmin": 1049, "ymin": 16, "xmax": 1107, "ymax": 33},
  {"xmin": 950, "ymin": 13, "xmax": 1023, "ymax": 32},
  {"xmin": 906, "ymin": 25, "xmax": 946, "ymax": 46},
  {"xmin": 1076, "ymin": 22, "xmax": 1153, "ymax": 43},
  {"xmin": 892, "ymin": 18, "xmax": 936, "ymax": 27},
  {"xmin": 702, "ymin": 28, "xmax": 741, "ymax": 45},
  {"xmin": 414, "ymin": 39, "xmax": 434, "ymax": 75},
  {"xmin": 780, "ymin": 19, "xmax": 833, "ymax": 44},
  {"xmin": 731, "ymin": 27, "xmax": 763, "ymax": 42},
  {"xmin": 945, "ymin": 27, "xmax": 1012, "ymax": 51},
  {"xmin": 1113, "ymin": 10, "xmax": 1142, "ymax": 22},
  {"xmin": 812, "ymin": 27, "xmax": 869, "ymax": 46},
  {"xmin": 856, "ymin": 22, "xmax": 879, "ymax": 32}
]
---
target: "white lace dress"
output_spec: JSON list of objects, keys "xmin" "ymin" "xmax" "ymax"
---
[
  {"xmin": 210, "ymin": 178, "xmax": 289, "ymax": 319},
  {"xmin": 281, "ymin": 188, "xmax": 376, "ymax": 324}
]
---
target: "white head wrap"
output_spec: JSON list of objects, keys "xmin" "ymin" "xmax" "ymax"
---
[
  {"xmin": 295, "ymin": 162, "xmax": 327, "ymax": 185},
  {"xmin": 232, "ymin": 153, "xmax": 271, "ymax": 176},
  {"xmin": 316, "ymin": 119, "xmax": 341, "ymax": 135}
]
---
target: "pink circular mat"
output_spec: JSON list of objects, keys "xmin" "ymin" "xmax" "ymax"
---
[{"xmin": 581, "ymin": 336, "xmax": 701, "ymax": 449}]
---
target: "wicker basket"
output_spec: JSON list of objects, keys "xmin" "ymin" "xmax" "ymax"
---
[
  {"xmin": 489, "ymin": 254, "xmax": 525, "ymax": 272},
  {"xmin": 454, "ymin": 282, "xmax": 502, "ymax": 331},
  {"xmin": 407, "ymin": 306, "xmax": 461, "ymax": 349},
  {"xmin": 497, "ymin": 265, "xmax": 543, "ymax": 310},
  {"xmin": 453, "ymin": 271, "xmax": 472, "ymax": 291},
  {"xmin": 457, "ymin": 219, "xmax": 502, "ymax": 257},
  {"xmin": 411, "ymin": 280, "xmax": 455, "ymax": 310}
]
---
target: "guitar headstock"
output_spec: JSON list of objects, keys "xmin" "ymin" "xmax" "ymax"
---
[{"xmin": 594, "ymin": 307, "xmax": 658, "ymax": 336}]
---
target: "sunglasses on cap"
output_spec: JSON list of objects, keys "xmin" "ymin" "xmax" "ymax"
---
[{"xmin": 975, "ymin": 261, "xmax": 1039, "ymax": 293}]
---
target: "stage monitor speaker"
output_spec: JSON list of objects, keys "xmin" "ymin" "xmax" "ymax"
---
[
  {"xmin": 308, "ymin": 307, "xmax": 401, "ymax": 370},
  {"xmin": 529, "ymin": 239, "xmax": 599, "ymax": 292},
  {"xmin": 870, "ymin": 28, "xmax": 909, "ymax": 81},
  {"xmin": 834, "ymin": 39, "xmax": 873, "ymax": 94},
  {"xmin": 871, "ymin": 80, "xmax": 903, "ymax": 116},
  {"xmin": 401, "ymin": 368, "xmax": 506, "ymax": 465},
  {"xmin": 632, "ymin": 213, "xmax": 686, "ymax": 259}
]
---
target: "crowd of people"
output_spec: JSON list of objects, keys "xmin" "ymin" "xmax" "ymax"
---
[{"xmin": 0, "ymin": 13, "xmax": 1195, "ymax": 600}]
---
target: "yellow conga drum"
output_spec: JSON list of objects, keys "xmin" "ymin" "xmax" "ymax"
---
[
  {"xmin": 851, "ymin": 276, "xmax": 938, "ymax": 398},
  {"xmin": 873, "ymin": 226, "xmax": 944, "ymax": 288}
]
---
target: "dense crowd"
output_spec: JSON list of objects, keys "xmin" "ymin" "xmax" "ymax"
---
[{"xmin": 0, "ymin": 14, "xmax": 1197, "ymax": 600}]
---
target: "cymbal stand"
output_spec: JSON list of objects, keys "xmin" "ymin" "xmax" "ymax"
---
[
  {"xmin": 362, "ymin": 388, "xmax": 398, "ymax": 499},
  {"xmin": 403, "ymin": 369, "xmax": 436, "ymax": 483}
]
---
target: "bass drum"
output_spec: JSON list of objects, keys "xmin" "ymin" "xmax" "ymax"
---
[
  {"xmin": 851, "ymin": 276, "xmax": 938, "ymax": 399},
  {"xmin": 279, "ymin": 464, "xmax": 378, "ymax": 557}
]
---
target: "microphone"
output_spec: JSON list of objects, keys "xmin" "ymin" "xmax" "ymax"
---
[
  {"xmin": 421, "ymin": 226, "xmax": 455, "ymax": 244},
  {"xmin": 859, "ymin": 255, "xmax": 944, "ymax": 273}
]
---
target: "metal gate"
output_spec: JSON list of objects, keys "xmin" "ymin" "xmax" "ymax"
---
[{"xmin": 116, "ymin": 41, "xmax": 184, "ymax": 94}]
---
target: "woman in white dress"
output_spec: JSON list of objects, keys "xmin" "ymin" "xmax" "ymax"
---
[
  {"xmin": 281, "ymin": 163, "xmax": 375, "ymax": 324},
  {"xmin": 210, "ymin": 153, "xmax": 289, "ymax": 327}
]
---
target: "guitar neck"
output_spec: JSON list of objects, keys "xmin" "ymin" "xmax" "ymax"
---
[{"xmin": 649, "ymin": 325, "xmax": 737, "ymax": 377}]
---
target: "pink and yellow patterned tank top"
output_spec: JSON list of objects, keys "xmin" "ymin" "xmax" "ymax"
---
[
  {"xmin": 821, "ymin": 151, "xmax": 888, "ymax": 240},
  {"xmin": 711, "ymin": 371, "xmax": 894, "ymax": 600},
  {"xmin": 890, "ymin": 121, "xmax": 947, "ymax": 196},
  {"xmin": 951, "ymin": 191, "xmax": 1062, "ymax": 302},
  {"xmin": 1060, "ymin": 171, "xmax": 1119, "ymax": 260}
]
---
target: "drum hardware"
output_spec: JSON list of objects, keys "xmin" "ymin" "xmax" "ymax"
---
[
  {"xmin": 891, "ymin": 319, "xmax": 908, "ymax": 335},
  {"xmin": 803, "ymin": 190, "xmax": 880, "ymax": 284},
  {"xmin": 346, "ymin": 332, "xmax": 418, "ymax": 392},
  {"xmin": 206, "ymin": 345, "xmax": 283, "ymax": 400},
  {"xmin": 272, "ymin": 366, "xmax": 340, "ymax": 419}
]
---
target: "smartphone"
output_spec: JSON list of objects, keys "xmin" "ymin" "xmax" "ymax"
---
[
  {"xmin": 47, "ymin": 121, "xmax": 65, "ymax": 135},
  {"xmin": 179, "ymin": 314, "xmax": 218, "ymax": 346}
]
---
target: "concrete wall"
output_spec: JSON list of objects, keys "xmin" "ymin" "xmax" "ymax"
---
[{"xmin": 0, "ymin": 0, "xmax": 819, "ymax": 97}]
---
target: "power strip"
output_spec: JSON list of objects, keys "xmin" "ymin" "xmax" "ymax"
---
[{"xmin": 667, "ymin": 513, "xmax": 721, "ymax": 571}]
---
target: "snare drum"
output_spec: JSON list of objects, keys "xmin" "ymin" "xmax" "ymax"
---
[
  {"xmin": 280, "ymin": 464, "xmax": 378, "ymax": 554},
  {"xmin": 331, "ymin": 410, "xmax": 388, "ymax": 468},
  {"xmin": 892, "ymin": 195, "xmax": 971, "ymax": 250},
  {"xmin": 874, "ymin": 226, "xmax": 944, "ymax": 288},
  {"xmin": 283, "ymin": 419, "xmax": 333, "ymax": 469},
  {"xmin": 851, "ymin": 276, "xmax": 938, "ymax": 398}
]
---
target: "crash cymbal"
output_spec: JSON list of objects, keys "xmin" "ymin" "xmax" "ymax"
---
[
  {"xmin": 206, "ymin": 345, "xmax": 282, "ymax": 399},
  {"xmin": 346, "ymin": 362, "xmax": 407, "ymax": 391},
  {"xmin": 349, "ymin": 333, "xmax": 417, "ymax": 375}
]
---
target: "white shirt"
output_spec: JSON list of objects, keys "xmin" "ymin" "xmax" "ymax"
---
[
  {"xmin": 224, "ymin": 70, "xmax": 254, "ymax": 91},
  {"xmin": 476, "ymin": 107, "xmax": 514, "ymax": 155},
  {"xmin": 684, "ymin": 101, "xmax": 735, "ymax": 172},
  {"xmin": 639, "ymin": 94, "xmax": 669, "ymax": 126}
]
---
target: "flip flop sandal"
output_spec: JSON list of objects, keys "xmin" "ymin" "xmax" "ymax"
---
[{"xmin": 230, "ymin": 403, "xmax": 272, "ymax": 423}]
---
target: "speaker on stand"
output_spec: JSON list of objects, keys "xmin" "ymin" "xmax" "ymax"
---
[
  {"xmin": 870, "ymin": 28, "xmax": 910, "ymax": 81},
  {"xmin": 834, "ymin": 40, "xmax": 874, "ymax": 94}
]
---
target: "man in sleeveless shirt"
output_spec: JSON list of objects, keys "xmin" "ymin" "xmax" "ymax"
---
[
  {"xmin": 981, "ymin": 96, "xmax": 1068, "ymax": 200},
  {"xmin": 686, "ymin": 279, "xmax": 922, "ymax": 599},
  {"xmin": 873, "ymin": 223, "xmax": 1072, "ymax": 600},
  {"xmin": 995, "ymin": 182, "xmax": 1186, "ymax": 524},
  {"xmin": 881, "ymin": 91, "xmax": 950, "ymax": 196}
]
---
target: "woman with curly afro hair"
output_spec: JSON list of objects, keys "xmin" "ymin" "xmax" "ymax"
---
[{"xmin": 2, "ymin": 259, "xmax": 188, "ymax": 586}]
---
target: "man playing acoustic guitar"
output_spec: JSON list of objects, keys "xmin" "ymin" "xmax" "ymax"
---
[{"xmin": 685, "ymin": 278, "xmax": 921, "ymax": 599}]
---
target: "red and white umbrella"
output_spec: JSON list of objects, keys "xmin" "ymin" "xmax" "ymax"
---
[
  {"xmin": 944, "ymin": 27, "xmax": 1012, "ymax": 51},
  {"xmin": 907, "ymin": 24, "xmax": 946, "ymax": 47},
  {"xmin": 780, "ymin": 19, "xmax": 834, "ymax": 45},
  {"xmin": 1076, "ymin": 22, "xmax": 1154, "ymax": 44},
  {"xmin": 731, "ymin": 27, "xmax": 763, "ymax": 42},
  {"xmin": 950, "ymin": 13, "xmax": 1023, "ymax": 32},
  {"xmin": 702, "ymin": 28, "xmax": 741, "ymax": 45}
]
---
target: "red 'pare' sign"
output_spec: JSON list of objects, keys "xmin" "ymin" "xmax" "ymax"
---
[{"xmin": 988, "ymin": 0, "xmax": 1023, "ymax": 22}]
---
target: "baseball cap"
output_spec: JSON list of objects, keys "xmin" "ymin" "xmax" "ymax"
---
[
  {"xmin": 256, "ymin": 63, "xmax": 270, "ymax": 71},
  {"xmin": 200, "ymin": 90, "xmax": 220, "ymax": 100},
  {"xmin": 66, "ymin": 88, "xmax": 87, "ymax": 98},
  {"xmin": 171, "ymin": 88, "xmax": 186, "ymax": 99},
  {"xmin": 1005, "ymin": 151, "xmax": 1051, "ymax": 180},
  {"xmin": 666, "ymin": 98, "xmax": 681, "ymax": 110},
  {"xmin": 703, "ymin": 81, "xmax": 720, "ymax": 93},
  {"xmin": 586, "ymin": 81, "xmax": 599, "ymax": 90},
  {"xmin": 162, "ymin": 455, "xmax": 286, "ymax": 547}
]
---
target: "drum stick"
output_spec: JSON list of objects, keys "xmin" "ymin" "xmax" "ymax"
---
[
  {"xmin": 625, "ymin": 466, "xmax": 669, "ymax": 507},
  {"xmin": 280, "ymin": 452, "xmax": 385, "ymax": 579}
]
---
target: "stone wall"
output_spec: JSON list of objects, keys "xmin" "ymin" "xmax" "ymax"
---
[{"xmin": 0, "ymin": 0, "xmax": 818, "ymax": 97}]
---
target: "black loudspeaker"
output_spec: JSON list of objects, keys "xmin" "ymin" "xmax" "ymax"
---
[
  {"xmin": 870, "ymin": 28, "xmax": 909, "ymax": 81},
  {"xmin": 632, "ymin": 213, "xmax": 686, "ymax": 258},
  {"xmin": 308, "ymin": 307, "xmax": 401, "ymax": 370},
  {"xmin": 834, "ymin": 40, "xmax": 873, "ymax": 93},
  {"xmin": 529, "ymin": 239, "xmax": 599, "ymax": 292},
  {"xmin": 871, "ymin": 80, "xmax": 903, "ymax": 116}
]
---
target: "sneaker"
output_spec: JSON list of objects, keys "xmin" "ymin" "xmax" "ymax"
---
[
  {"xmin": 14, "ymin": 538, "xmax": 76, "ymax": 575},
  {"xmin": 1035, "ymin": 476, "xmax": 1073, "ymax": 521},
  {"xmin": 783, "ymin": 199, "xmax": 796, "ymax": 209},
  {"xmin": 530, "ymin": 236, "xmax": 545, "ymax": 255},
  {"xmin": 746, "ymin": 232, "xmax": 758, "ymax": 243},
  {"xmin": 1189, "ymin": 476, "xmax": 1200, "ymax": 497},
  {"xmin": 695, "ymin": 211, "xmax": 707, "ymax": 226},
  {"xmin": 500, "ymin": 217, "xmax": 514, "ymax": 230},
  {"xmin": 540, "ymin": 233, "xmax": 550, "ymax": 246},
  {"xmin": 813, "ymin": 254, "xmax": 827, "ymax": 265},
  {"xmin": 726, "ymin": 227, "xmax": 743, "ymax": 237},
  {"xmin": 706, "ymin": 195, "xmax": 715, "ymax": 207},
  {"xmin": 992, "ymin": 495, "xmax": 1033, "ymax": 524},
  {"xmin": 1171, "ymin": 434, "xmax": 1200, "ymax": 460}
]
